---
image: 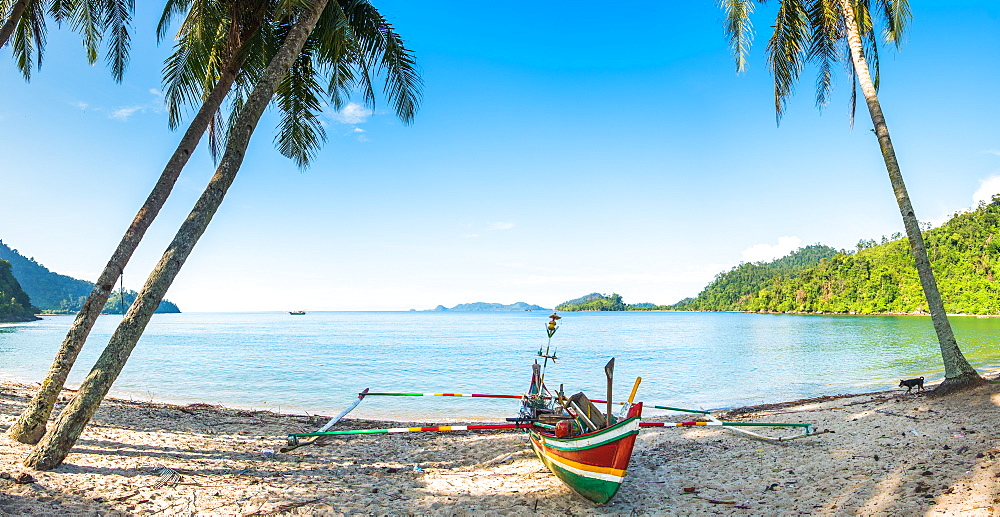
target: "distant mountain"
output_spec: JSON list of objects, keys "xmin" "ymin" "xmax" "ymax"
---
[
  {"xmin": 0, "ymin": 259, "xmax": 39, "ymax": 322},
  {"xmin": 431, "ymin": 302, "xmax": 550, "ymax": 311},
  {"xmin": 556, "ymin": 293, "xmax": 667, "ymax": 311},
  {"xmin": 0, "ymin": 240, "xmax": 180, "ymax": 314}
]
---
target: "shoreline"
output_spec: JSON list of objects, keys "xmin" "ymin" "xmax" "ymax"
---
[{"xmin": 5, "ymin": 378, "xmax": 1000, "ymax": 515}]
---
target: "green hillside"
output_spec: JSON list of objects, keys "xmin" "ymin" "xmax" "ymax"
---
[
  {"xmin": 556, "ymin": 293, "xmax": 667, "ymax": 311},
  {"xmin": 0, "ymin": 260, "xmax": 40, "ymax": 322},
  {"xmin": 0, "ymin": 240, "xmax": 180, "ymax": 314},
  {"xmin": 672, "ymin": 244, "xmax": 840, "ymax": 311},
  {"xmin": 674, "ymin": 197, "xmax": 1000, "ymax": 315},
  {"xmin": 0, "ymin": 240, "xmax": 92, "ymax": 312}
]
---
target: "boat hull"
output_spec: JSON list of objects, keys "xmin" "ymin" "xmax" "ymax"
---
[{"xmin": 527, "ymin": 403, "xmax": 642, "ymax": 504}]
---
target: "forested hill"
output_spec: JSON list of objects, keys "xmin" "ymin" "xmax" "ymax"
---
[
  {"xmin": 671, "ymin": 245, "xmax": 840, "ymax": 311},
  {"xmin": 0, "ymin": 240, "xmax": 180, "ymax": 314},
  {"xmin": 556, "ymin": 293, "xmax": 667, "ymax": 311},
  {"xmin": 0, "ymin": 260, "xmax": 40, "ymax": 322},
  {"xmin": 673, "ymin": 198, "xmax": 1000, "ymax": 315}
]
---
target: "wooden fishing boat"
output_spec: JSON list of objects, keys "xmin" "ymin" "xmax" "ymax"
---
[{"xmin": 526, "ymin": 402, "xmax": 642, "ymax": 504}]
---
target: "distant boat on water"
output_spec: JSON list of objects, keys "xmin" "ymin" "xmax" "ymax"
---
[{"xmin": 288, "ymin": 311, "xmax": 306, "ymax": 315}]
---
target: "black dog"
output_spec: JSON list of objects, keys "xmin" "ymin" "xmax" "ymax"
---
[{"xmin": 899, "ymin": 376, "xmax": 924, "ymax": 393}]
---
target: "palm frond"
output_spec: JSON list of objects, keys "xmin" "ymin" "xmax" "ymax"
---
[
  {"xmin": 103, "ymin": 0, "xmax": 134, "ymax": 82},
  {"xmin": 720, "ymin": 0, "xmax": 757, "ymax": 73},
  {"xmin": 336, "ymin": 0, "xmax": 421, "ymax": 122},
  {"xmin": 48, "ymin": 0, "xmax": 72, "ymax": 23},
  {"xmin": 11, "ymin": 0, "xmax": 45, "ymax": 79},
  {"xmin": 274, "ymin": 41, "xmax": 327, "ymax": 167},
  {"xmin": 875, "ymin": 0, "xmax": 909, "ymax": 48},
  {"xmin": 806, "ymin": 0, "xmax": 840, "ymax": 109},
  {"xmin": 765, "ymin": 0, "xmax": 810, "ymax": 121},
  {"xmin": 162, "ymin": 39, "xmax": 210, "ymax": 129},
  {"xmin": 67, "ymin": 0, "xmax": 102, "ymax": 64},
  {"xmin": 158, "ymin": 0, "xmax": 195, "ymax": 42},
  {"xmin": 846, "ymin": 40, "xmax": 858, "ymax": 127}
]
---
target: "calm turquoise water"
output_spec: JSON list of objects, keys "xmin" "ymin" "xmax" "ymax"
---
[{"xmin": 1, "ymin": 311, "xmax": 998, "ymax": 422}]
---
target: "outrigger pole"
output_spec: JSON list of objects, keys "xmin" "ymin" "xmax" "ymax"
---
[
  {"xmin": 289, "ymin": 422, "xmax": 536, "ymax": 440},
  {"xmin": 361, "ymin": 392, "xmax": 523, "ymax": 399},
  {"xmin": 281, "ymin": 388, "xmax": 370, "ymax": 452},
  {"xmin": 641, "ymin": 421, "xmax": 812, "ymax": 430},
  {"xmin": 644, "ymin": 403, "xmax": 815, "ymax": 441}
]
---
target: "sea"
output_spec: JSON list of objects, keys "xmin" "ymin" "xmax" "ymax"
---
[{"xmin": 1, "ymin": 311, "xmax": 999, "ymax": 422}]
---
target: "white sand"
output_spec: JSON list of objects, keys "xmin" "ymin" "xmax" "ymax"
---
[{"xmin": 3, "ymin": 378, "xmax": 1000, "ymax": 515}]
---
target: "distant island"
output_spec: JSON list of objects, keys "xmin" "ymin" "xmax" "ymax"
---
[
  {"xmin": 0, "ymin": 239, "xmax": 180, "ymax": 316},
  {"xmin": 556, "ymin": 293, "xmax": 668, "ymax": 312},
  {"xmin": 430, "ymin": 302, "xmax": 550, "ymax": 311}
]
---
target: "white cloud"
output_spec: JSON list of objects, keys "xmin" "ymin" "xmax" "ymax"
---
[
  {"xmin": 741, "ymin": 236, "xmax": 802, "ymax": 263},
  {"xmin": 73, "ymin": 101, "xmax": 89, "ymax": 110},
  {"xmin": 110, "ymin": 106, "xmax": 144, "ymax": 120},
  {"xmin": 332, "ymin": 102, "xmax": 373, "ymax": 124},
  {"xmin": 973, "ymin": 176, "xmax": 1000, "ymax": 206},
  {"xmin": 489, "ymin": 222, "xmax": 515, "ymax": 230},
  {"xmin": 986, "ymin": 150, "xmax": 1000, "ymax": 157}
]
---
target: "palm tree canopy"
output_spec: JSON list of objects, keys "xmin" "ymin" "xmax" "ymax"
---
[
  {"xmin": 720, "ymin": 0, "xmax": 910, "ymax": 122},
  {"xmin": 159, "ymin": 0, "xmax": 421, "ymax": 168},
  {"xmin": 2, "ymin": 0, "xmax": 133, "ymax": 81}
]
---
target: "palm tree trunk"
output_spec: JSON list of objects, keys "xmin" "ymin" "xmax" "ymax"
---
[
  {"xmin": 838, "ymin": 0, "xmax": 983, "ymax": 393},
  {"xmin": 23, "ymin": 0, "xmax": 330, "ymax": 471},
  {"xmin": 5, "ymin": 53, "xmax": 245, "ymax": 445},
  {"xmin": 0, "ymin": 0, "xmax": 32, "ymax": 49}
]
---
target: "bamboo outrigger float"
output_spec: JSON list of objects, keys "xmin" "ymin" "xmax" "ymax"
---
[{"xmin": 283, "ymin": 313, "xmax": 817, "ymax": 505}]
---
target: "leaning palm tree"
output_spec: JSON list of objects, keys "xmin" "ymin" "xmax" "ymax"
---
[
  {"xmin": 720, "ymin": 0, "xmax": 983, "ymax": 393},
  {"xmin": 24, "ymin": 0, "xmax": 419, "ymax": 470},
  {"xmin": 5, "ymin": 0, "xmax": 270, "ymax": 445},
  {"xmin": 1, "ymin": 0, "xmax": 132, "ymax": 81},
  {"xmin": 8, "ymin": 0, "xmax": 417, "ymax": 445}
]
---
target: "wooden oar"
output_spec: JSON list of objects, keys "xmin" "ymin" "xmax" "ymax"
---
[
  {"xmin": 604, "ymin": 358, "xmax": 614, "ymax": 427},
  {"xmin": 627, "ymin": 377, "xmax": 642, "ymax": 403},
  {"xmin": 289, "ymin": 422, "xmax": 536, "ymax": 439}
]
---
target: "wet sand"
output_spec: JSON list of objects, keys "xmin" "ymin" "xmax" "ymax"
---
[{"xmin": 3, "ymin": 378, "xmax": 1000, "ymax": 515}]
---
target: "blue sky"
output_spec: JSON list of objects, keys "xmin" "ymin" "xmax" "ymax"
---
[{"xmin": 1, "ymin": 1, "xmax": 998, "ymax": 312}]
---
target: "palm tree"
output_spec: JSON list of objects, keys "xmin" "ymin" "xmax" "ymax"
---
[
  {"xmin": 23, "ymin": 0, "xmax": 420, "ymax": 470},
  {"xmin": 1, "ymin": 0, "xmax": 132, "ymax": 81},
  {"xmin": 8, "ymin": 0, "xmax": 418, "ymax": 445},
  {"xmin": 5, "ymin": 0, "xmax": 269, "ymax": 445},
  {"xmin": 720, "ymin": 0, "xmax": 984, "ymax": 393}
]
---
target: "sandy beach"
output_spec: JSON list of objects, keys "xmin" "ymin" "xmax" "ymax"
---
[{"xmin": 3, "ymin": 378, "xmax": 1000, "ymax": 516}]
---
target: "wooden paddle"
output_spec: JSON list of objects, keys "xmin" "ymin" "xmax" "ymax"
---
[{"xmin": 605, "ymin": 358, "xmax": 614, "ymax": 427}]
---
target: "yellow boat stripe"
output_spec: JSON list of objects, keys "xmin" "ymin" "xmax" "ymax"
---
[{"xmin": 539, "ymin": 448, "xmax": 627, "ymax": 482}]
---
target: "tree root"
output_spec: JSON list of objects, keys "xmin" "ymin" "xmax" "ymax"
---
[{"xmin": 929, "ymin": 373, "xmax": 988, "ymax": 397}]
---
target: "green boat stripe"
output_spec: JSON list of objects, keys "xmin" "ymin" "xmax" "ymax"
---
[
  {"xmin": 530, "ymin": 438, "xmax": 622, "ymax": 504},
  {"xmin": 541, "ymin": 430, "xmax": 639, "ymax": 451},
  {"xmin": 531, "ymin": 417, "xmax": 640, "ymax": 451}
]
